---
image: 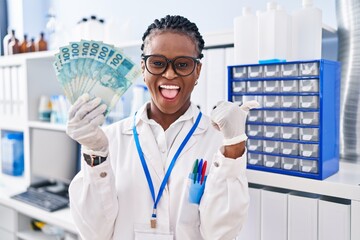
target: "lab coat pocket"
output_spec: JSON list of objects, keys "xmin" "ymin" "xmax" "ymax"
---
[
  {"xmin": 178, "ymin": 178, "xmax": 201, "ymax": 224},
  {"xmin": 188, "ymin": 176, "xmax": 207, "ymax": 204},
  {"xmin": 176, "ymin": 178, "xmax": 204, "ymax": 239}
]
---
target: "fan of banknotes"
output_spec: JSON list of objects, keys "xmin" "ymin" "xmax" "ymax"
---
[{"xmin": 53, "ymin": 40, "xmax": 141, "ymax": 115}]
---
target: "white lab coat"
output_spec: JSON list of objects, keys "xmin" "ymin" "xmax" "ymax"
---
[{"xmin": 69, "ymin": 102, "xmax": 249, "ymax": 240}]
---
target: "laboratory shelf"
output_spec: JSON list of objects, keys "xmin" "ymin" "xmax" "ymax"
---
[{"xmin": 247, "ymin": 161, "xmax": 360, "ymax": 201}]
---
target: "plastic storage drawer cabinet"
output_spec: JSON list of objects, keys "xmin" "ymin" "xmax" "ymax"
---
[{"xmin": 228, "ymin": 60, "xmax": 340, "ymax": 180}]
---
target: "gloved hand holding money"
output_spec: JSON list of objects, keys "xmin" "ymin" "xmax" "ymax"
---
[{"xmin": 53, "ymin": 40, "xmax": 141, "ymax": 116}]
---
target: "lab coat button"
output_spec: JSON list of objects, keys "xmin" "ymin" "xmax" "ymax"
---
[
  {"xmin": 214, "ymin": 161, "xmax": 220, "ymax": 167},
  {"xmin": 100, "ymin": 172, "xmax": 107, "ymax": 178}
]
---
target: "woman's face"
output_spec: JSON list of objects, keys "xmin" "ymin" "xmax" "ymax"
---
[{"xmin": 141, "ymin": 32, "xmax": 202, "ymax": 116}]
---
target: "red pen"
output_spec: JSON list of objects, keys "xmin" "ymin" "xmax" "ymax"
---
[{"xmin": 200, "ymin": 161, "xmax": 207, "ymax": 184}]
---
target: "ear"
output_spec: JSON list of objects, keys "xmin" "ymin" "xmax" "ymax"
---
[{"xmin": 141, "ymin": 60, "xmax": 145, "ymax": 75}]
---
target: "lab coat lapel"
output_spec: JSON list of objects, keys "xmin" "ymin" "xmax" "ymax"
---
[{"xmin": 136, "ymin": 121, "xmax": 165, "ymax": 183}]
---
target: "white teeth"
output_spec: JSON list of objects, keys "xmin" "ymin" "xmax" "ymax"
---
[{"xmin": 160, "ymin": 85, "xmax": 180, "ymax": 89}]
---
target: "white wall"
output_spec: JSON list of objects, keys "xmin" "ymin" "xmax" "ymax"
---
[
  {"xmin": 7, "ymin": 0, "xmax": 337, "ymax": 48},
  {"xmin": 48, "ymin": 0, "xmax": 336, "ymax": 46}
]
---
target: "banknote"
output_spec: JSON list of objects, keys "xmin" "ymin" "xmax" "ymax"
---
[{"xmin": 54, "ymin": 40, "xmax": 141, "ymax": 116}]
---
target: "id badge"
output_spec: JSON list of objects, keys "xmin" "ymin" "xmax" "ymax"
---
[{"xmin": 134, "ymin": 224, "xmax": 174, "ymax": 240}]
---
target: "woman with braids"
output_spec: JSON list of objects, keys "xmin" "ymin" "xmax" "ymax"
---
[{"xmin": 66, "ymin": 15, "xmax": 258, "ymax": 239}]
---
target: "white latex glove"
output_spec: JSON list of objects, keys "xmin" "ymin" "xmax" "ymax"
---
[
  {"xmin": 66, "ymin": 93, "xmax": 109, "ymax": 157},
  {"xmin": 211, "ymin": 100, "xmax": 260, "ymax": 146}
]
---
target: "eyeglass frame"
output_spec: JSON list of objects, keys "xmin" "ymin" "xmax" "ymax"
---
[{"xmin": 141, "ymin": 54, "xmax": 201, "ymax": 77}]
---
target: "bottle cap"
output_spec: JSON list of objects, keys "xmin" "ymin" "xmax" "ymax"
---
[
  {"xmin": 242, "ymin": 6, "xmax": 252, "ymax": 15},
  {"xmin": 267, "ymin": 1, "xmax": 277, "ymax": 10},
  {"xmin": 302, "ymin": 0, "xmax": 313, "ymax": 7}
]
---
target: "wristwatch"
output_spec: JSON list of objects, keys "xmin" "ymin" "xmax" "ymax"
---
[{"xmin": 83, "ymin": 153, "xmax": 107, "ymax": 167}]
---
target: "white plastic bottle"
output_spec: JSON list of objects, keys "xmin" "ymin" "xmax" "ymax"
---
[
  {"xmin": 258, "ymin": 1, "xmax": 290, "ymax": 63},
  {"xmin": 233, "ymin": 7, "xmax": 258, "ymax": 64},
  {"xmin": 292, "ymin": 0, "xmax": 322, "ymax": 60},
  {"xmin": 2, "ymin": 28, "xmax": 13, "ymax": 56}
]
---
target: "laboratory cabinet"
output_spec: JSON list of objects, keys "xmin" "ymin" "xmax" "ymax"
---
[
  {"xmin": 238, "ymin": 162, "xmax": 360, "ymax": 240},
  {"xmin": 228, "ymin": 60, "xmax": 341, "ymax": 180}
]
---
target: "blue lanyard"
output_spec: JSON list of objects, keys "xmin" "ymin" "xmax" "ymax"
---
[{"xmin": 133, "ymin": 111, "xmax": 202, "ymax": 225}]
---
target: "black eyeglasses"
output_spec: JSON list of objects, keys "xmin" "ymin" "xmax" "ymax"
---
[{"xmin": 142, "ymin": 54, "xmax": 200, "ymax": 77}]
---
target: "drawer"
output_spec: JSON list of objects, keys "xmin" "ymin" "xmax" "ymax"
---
[
  {"xmin": 299, "ymin": 111, "xmax": 319, "ymax": 125},
  {"xmin": 280, "ymin": 126, "xmax": 299, "ymax": 140},
  {"xmin": 248, "ymin": 110, "xmax": 263, "ymax": 122},
  {"xmin": 300, "ymin": 127, "xmax": 319, "ymax": 141},
  {"xmin": 264, "ymin": 80, "xmax": 280, "ymax": 92},
  {"xmin": 299, "ymin": 79, "xmax": 319, "ymax": 92},
  {"xmin": 232, "ymin": 81, "xmax": 246, "ymax": 93},
  {"xmin": 280, "ymin": 142, "xmax": 299, "ymax": 155},
  {"xmin": 264, "ymin": 125, "xmax": 280, "ymax": 138},
  {"xmin": 281, "ymin": 80, "xmax": 298, "ymax": 92},
  {"xmin": 232, "ymin": 66, "xmax": 247, "ymax": 79},
  {"xmin": 299, "ymin": 143, "xmax": 319, "ymax": 158},
  {"xmin": 264, "ymin": 155, "xmax": 281, "ymax": 168},
  {"xmin": 280, "ymin": 111, "xmax": 299, "ymax": 124},
  {"xmin": 281, "ymin": 95, "xmax": 299, "ymax": 108},
  {"xmin": 247, "ymin": 124, "xmax": 263, "ymax": 137},
  {"xmin": 299, "ymin": 96, "xmax": 319, "ymax": 109},
  {"xmin": 300, "ymin": 159, "xmax": 318, "ymax": 173},
  {"xmin": 264, "ymin": 95, "xmax": 280, "ymax": 108},
  {"xmin": 0, "ymin": 204, "xmax": 16, "ymax": 232},
  {"xmin": 299, "ymin": 62, "xmax": 319, "ymax": 76},
  {"xmin": 248, "ymin": 152, "xmax": 263, "ymax": 166},
  {"xmin": 263, "ymin": 140, "xmax": 280, "ymax": 154},
  {"xmin": 246, "ymin": 80, "xmax": 263, "ymax": 93},
  {"xmin": 264, "ymin": 111, "xmax": 280, "ymax": 123},
  {"xmin": 281, "ymin": 157, "xmax": 299, "ymax": 171},
  {"xmin": 264, "ymin": 64, "xmax": 280, "ymax": 77},
  {"xmin": 281, "ymin": 63, "xmax": 298, "ymax": 77},
  {"xmin": 248, "ymin": 65, "xmax": 263, "ymax": 78},
  {"xmin": 247, "ymin": 139, "xmax": 263, "ymax": 152}
]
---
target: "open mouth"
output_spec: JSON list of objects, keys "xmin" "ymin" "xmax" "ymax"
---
[{"xmin": 159, "ymin": 85, "xmax": 180, "ymax": 99}]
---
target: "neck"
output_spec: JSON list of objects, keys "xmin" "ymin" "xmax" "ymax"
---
[{"xmin": 148, "ymin": 102, "xmax": 191, "ymax": 130}]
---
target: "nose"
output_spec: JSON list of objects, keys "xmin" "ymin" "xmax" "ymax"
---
[{"xmin": 162, "ymin": 62, "xmax": 178, "ymax": 79}]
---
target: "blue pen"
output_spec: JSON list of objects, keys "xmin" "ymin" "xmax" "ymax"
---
[{"xmin": 197, "ymin": 159, "xmax": 203, "ymax": 183}]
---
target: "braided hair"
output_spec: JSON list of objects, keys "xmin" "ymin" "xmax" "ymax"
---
[{"xmin": 141, "ymin": 15, "xmax": 205, "ymax": 59}]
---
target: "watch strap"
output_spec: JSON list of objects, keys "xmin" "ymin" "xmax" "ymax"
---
[{"xmin": 83, "ymin": 153, "xmax": 107, "ymax": 167}]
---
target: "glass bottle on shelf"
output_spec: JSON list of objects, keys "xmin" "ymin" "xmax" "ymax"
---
[
  {"xmin": 7, "ymin": 30, "xmax": 20, "ymax": 55},
  {"xmin": 27, "ymin": 38, "xmax": 36, "ymax": 52},
  {"xmin": 36, "ymin": 32, "xmax": 48, "ymax": 51},
  {"xmin": 19, "ymin": 34, "xmax": 28, "ymax": 53}
]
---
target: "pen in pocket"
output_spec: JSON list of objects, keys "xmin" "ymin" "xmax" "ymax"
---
[
  {"xmin": 200, "ymin": 161, "xmax": 207, "ymax": 184},
  {"xmin": 192, "ymin": 159, "xmax": 198, "ymax": 184},
  {"xmin": 191, "ymin": 159, "xmax": 207, "ymax": 184}
]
